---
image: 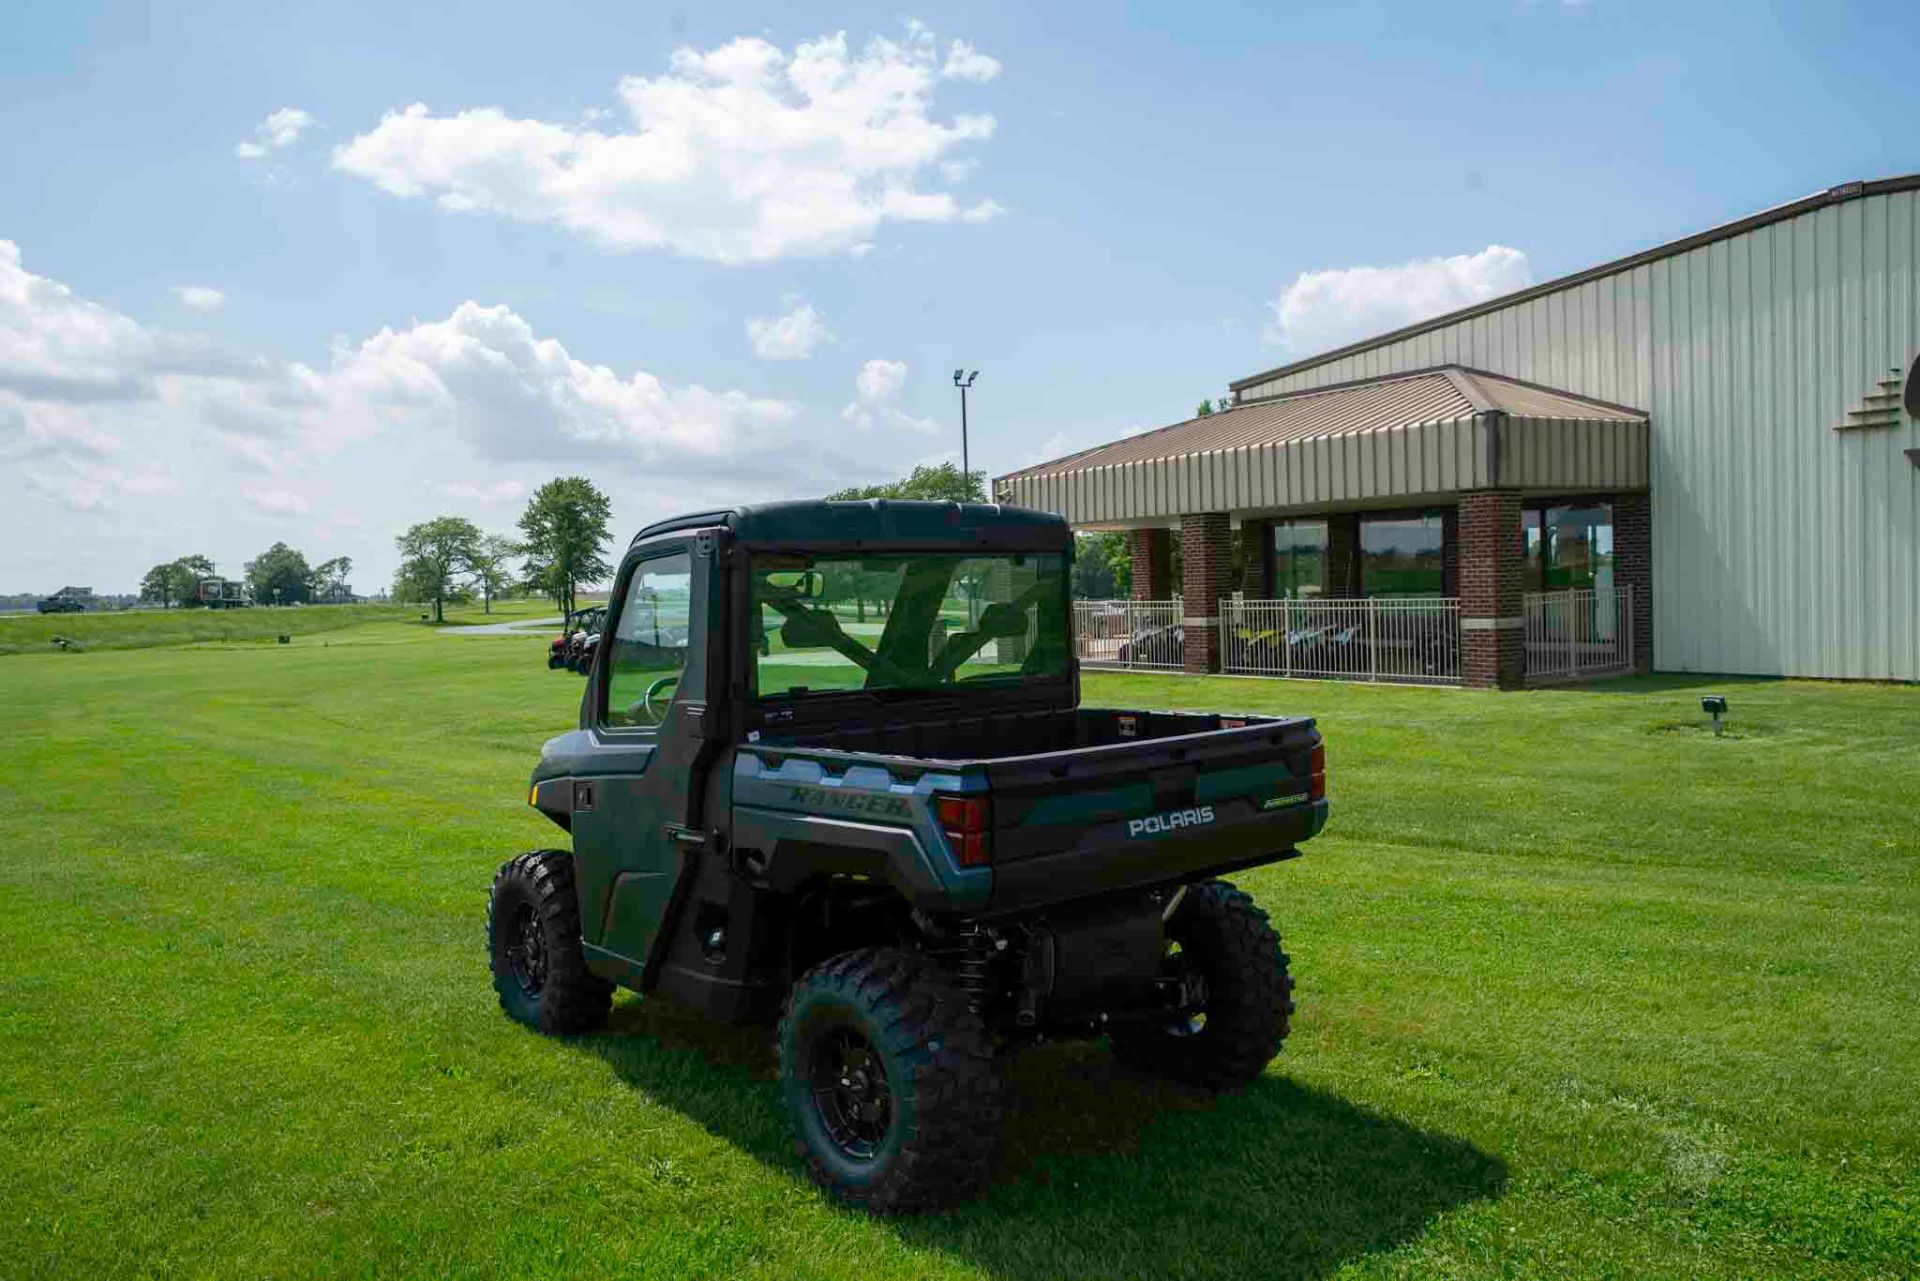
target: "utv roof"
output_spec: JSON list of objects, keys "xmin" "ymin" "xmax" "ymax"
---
[{"xmin": 630, "ymin": 499, "xmax": 1072, "ymax": 551}]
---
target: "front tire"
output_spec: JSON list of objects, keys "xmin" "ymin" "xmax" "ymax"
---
[
  {"xmin": 778, "ymin": 948, "xmax": 1005, "ymax": 1213},
  {"xmin": 1110, "ymin": 880, "xmax": 1292, "ymax": 1091},
  {"xmin": 488, "ymin": 850, "xmax": 612, "ymax": 1034}
]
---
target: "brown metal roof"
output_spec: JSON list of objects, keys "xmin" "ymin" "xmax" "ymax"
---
[{"xmin": 1000, "ymin": 366, "xmax": 1644, "ymax": 483}]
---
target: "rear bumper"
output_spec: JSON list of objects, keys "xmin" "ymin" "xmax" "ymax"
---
[{"xmin": 985, "ymin": 797, "xmax": 1326, "ymax": 915}]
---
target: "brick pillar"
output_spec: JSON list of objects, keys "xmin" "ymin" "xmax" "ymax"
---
[
  {"xmin": 1128, "ymin": 528, "xmax": 1169, "ymax": 600},
  {"xmin": 1614, "ymin": 492, "xmax": 1653, "ymax": 673},
  {"xmin": 1324, "ymin": 513, "xmax": 1361, "ymax": 598},
  {"xmin": 1240, "ymin": 518, "xmax": 1271, "ymax": 598},
  {"xmin": 1181, "ymin": 512, "xmax": 1231, "ymax": 673},
  {"xmin": 1457, "ymin": 491, "xmax": 1525, "ymax": 688}
]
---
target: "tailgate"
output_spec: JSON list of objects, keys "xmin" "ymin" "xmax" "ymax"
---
[{"xmin": 982, "ymin": 713, "xmax": 1326, "ymax": 912}]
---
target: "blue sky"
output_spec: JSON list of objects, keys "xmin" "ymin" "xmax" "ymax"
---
[{"xmin": 5, "ymin": 0, "xmax": 1918, "ymax": 592}]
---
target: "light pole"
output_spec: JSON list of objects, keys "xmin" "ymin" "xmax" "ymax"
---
[{"xmin": 953, "ymin": 369, "xmax": 978, "ymax": 497}]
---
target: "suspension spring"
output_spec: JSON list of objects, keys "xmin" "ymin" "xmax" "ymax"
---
[{"xmin": 953, "ymin": 927, "xmax": 993, "ymax": 1014}]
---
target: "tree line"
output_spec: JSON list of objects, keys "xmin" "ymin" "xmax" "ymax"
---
[
  {"xmin": 137, "ymin": 464, "xmax": 1129, "ymax": 620},
  {"xmin": 139, "ymin": 549, "xmax": 352, "ymax": 609},
  {"xmin": 393, "ymin": 476, "xmax": 613, "ymax": 622},
  {"xmin": 136, "ymin": 476, "xmax": 616, "ymax": 623}
]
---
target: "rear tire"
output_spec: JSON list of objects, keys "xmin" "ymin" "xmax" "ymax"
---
[
  {"xmin": 778, "ymin": 948, "xmax": 1005, "ymax": 1213},
  {"xmin": 488, "ymin": 850, "xmax": 612, "ymax": 1034},
  {"xmin": 1110, "ymin": 880, "xmax": 1292, "ymax": 1091}
]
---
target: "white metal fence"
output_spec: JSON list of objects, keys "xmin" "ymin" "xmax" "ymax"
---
[
  {"xmin": 1523, "ymin": 586, "xmax": 1634, "ymax": 681},
  {"xmin": 1220, "ymin": 597, "xmax": 1464, "ymax": 685},
  {"xmin": 1073, "ymin": 600, "xmax": 1185, "ymax": 670},
  {"xmin": 1079, "ymin": 590, "xmax": 1634, "ymax": 685}
]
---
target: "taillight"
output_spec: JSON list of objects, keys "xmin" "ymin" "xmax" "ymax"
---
[
  {"xmin": 934, "ymin": 793, "xmax": 993, "ymax": 867},
  {"xmin": 1308, "ymin": 741, "xmax": 1327, "ymax": 801}
]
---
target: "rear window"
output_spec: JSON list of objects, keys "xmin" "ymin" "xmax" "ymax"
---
[{"xmin": 748, "ymin": 550, "xmax": 1069, "ymax": 698}]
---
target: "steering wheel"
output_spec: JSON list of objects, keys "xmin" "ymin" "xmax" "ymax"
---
[{"xmin": 636, "ymin": 674, "xmax": 680, "ymax": 724}]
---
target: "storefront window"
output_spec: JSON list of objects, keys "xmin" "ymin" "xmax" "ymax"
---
[
  {"xmin": 1270, "ymin": 520, "xmax": 1327, "ymax": 598},
  {"xmin": 1523, "ymin": 503, "xmax": 1614, "ymax": 591},
  {"xmin": 1361, "ymin": 511, "xmax": 1444, "ymax": 597}
]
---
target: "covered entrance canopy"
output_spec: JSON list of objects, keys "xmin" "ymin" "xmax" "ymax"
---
[
  {"xmin": 995, "ymin": 366, "xmax": 1651, "ymax": 688},
  {"xmin": 997, "ymin": 365, "xmax": 1647, "ymax": 524}
]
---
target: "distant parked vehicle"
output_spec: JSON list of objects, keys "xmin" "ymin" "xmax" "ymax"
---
[
  {"xmin": 36, "ymin": 595, "xmax": 84, "ymax": 614},
  {"xmin": 1116, "ymin": 621, "xmax": 1183, "ymax": 666},
  {"xmin": 566, "ymin": 608, "xmax": 608, "ymax": 674},
  {"xmin": 548, "ymin": 607, "xmax": 607, "ymax": 672},
  {"xmin": 195, "ymin": 577, "xmax": 250, "ymax": 609}
]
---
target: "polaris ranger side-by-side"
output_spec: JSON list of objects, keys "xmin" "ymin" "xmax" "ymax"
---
[{"xmin": 488, "ymin": 500, "xmax": 1329, "ymax": 1211}]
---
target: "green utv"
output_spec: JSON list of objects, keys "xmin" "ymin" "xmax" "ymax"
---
[{"xmin": 488, "ymin": 500, "xmax": 1329, "ymax": 1212}]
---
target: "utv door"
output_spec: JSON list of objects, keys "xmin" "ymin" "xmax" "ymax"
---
[{"xmin": 567, "ymin": 537, "xmax": 718, "ymax": 981}]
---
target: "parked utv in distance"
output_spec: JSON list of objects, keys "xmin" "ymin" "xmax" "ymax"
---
[
  {"xmin": 548, "ymin": 608, "xmax": 598, "ymax": 670},
  {"xmin": 561, "ymin": 607, "xmax": 607, "ymax": 673},
  {"xmin": 194, "ymin": 576, "xmax": 250, "ymax": 609},
  {"xmin": 488, "ymin": 500, "xmax": 1329, "ymax": 1212},
  {"xmin": 36, "ymin": 594, "xmax": 84, "ymax": 614}
]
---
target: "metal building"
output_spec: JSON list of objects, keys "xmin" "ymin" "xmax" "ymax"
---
[{"xmin": 999, "ymin": 175, "xmax": 1920, "ymax": 685}]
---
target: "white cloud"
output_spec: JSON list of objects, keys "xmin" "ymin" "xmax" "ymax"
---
[
  {"xmin": 1031, "ymin": 430, "xmax": 1074, "ymax": 466},
  {"xmin": 174, "ymin": 285, "xmax": 227, "ymax": 313},
  {"xmin": 0, "ymin": 238, "xmax": 805, "ymax": 514},
  {"xmin": 842, "ymin": 358, "xmax": 938, "ymax": 435},
  {"xmin": 746, "ymin": 301, "xmax": 831, "ymax": 360},
  {"xmin": 940, "ymin": 157, "xmax": 977, "ymax": 182},
  {"xmin": 329, "ymin": 302, "xmax": 799, "ymax": 466},
  {"xmin": 1263, "ymin": 245, "xmax": 1532, "ymax": 355},
  {"xmin": 2, "ymin": 237, "xmax": 960, "ymax": 598},
  {"xmin": 942, "ymin": 40, "xmax": 1002, "ymax": 83},
  {"xmin": 236, "ymin": 107, "xmax": 314, "ymax": 159},
  {"xmin": 243, "ymin": 486, "xmax": 312, "ymax": 515},
  {"xmin": 427, "ymin": 478, "xmax": 528, "ymax": 506},
  {"xmin": 332, "ymin": 28, "xmax": 1002, "ymax": 263}
]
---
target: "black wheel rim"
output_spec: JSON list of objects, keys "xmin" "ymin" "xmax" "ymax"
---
[
  {"xmin": 808, "ymin": 1026, "xmax": 893, "ymax": 1161},
  {"xmin": 506, "ymin": 902, "xmax": 547, "ymax": 997}
]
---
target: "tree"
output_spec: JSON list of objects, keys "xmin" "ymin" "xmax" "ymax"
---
[
  {"xmin": 142, "ymin": 554, "xmax": 216, "ymax": 608},
  {"xmin": 470, "ymin": 534, "xmax": 519, "ymax": 614},
  {"xmin": 1196, "ymin": 399, "xmax": 1215, "ymax": 418},
  {"xmin": 245, "ymin": 543, "xmax": 313, "ymax": 606},
  {"xmin": 140, "ymin": 563, "xmax": 182, "ymax": 609},
  {"xmin": 1072, "ymin": 531, "xmax": 1131, "ymax": 599},
  {"xmin": 311, "ymin": 556, "xmax": 353, "ymax": 601},
  {"xmin": 518, "ymin": 477, "xmax": 612, "ymax": 617},
  {"xmin": 825, "ymin": 461, "xmax": 986, "ymax": 504},
  {"xmin": 395, "ymin": 516, "xmax": 483, "ymax": 623}
]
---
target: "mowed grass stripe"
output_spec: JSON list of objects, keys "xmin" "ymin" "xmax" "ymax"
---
[{"xmin": 1, "ymin": 625, "xmax": 1915, "ymax": 1278}]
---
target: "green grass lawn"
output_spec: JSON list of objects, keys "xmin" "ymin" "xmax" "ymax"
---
[
  {"xmin": 417, "ymin": 597, "xmax": 566, "ymax": 628},
  {"xmin": 1, "ymin": 624, "xmax": 1915, "ymax": 1278},
  {"xmin": 0, "ymin": 603, "xmax": 411, "ymax": 655}
]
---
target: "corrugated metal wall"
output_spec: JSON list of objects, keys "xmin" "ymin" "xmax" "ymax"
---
[{"xmin": 1238, "ymin": 191, "xmax": 1920, "ymax": 680}]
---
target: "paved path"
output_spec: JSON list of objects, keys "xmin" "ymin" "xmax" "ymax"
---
[{"xmin": 440, "ymin": 616, "xmax": 562, "ymax": 637}]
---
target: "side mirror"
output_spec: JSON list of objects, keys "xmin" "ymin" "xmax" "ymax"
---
[
  {"xmin": 780, "ymin": 609, "xmax": 844, "ymax": 650},
  {"xmin": 975, "ymin": 601, "xmax": 1030, "ymax": 639},
  {"xmin": 764, "ymin": 569, "xmax": 825, "ymax": 599}
]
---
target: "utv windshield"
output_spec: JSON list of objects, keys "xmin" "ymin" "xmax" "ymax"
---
[{"xmin": 749, "ymin": 550, "xmax": 1070, "ymax": 698}]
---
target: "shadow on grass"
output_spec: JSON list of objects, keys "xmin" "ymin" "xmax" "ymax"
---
[
  {"xmin": 576, "ymin": 997, "xmax": 1506, "ymax": 1280},
  {"xmin": 1577, "ymin": 672, "xmax": 1783, "ymax": 695}
]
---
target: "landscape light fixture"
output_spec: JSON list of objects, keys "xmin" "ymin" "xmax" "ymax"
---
[
  {"xmin": 953, "ymin": 369, "xmax": 980, "ymax": 493},
  {"xmin": 1701, "ymin": 695, "xmax": 1728, "ymax": 737}
]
